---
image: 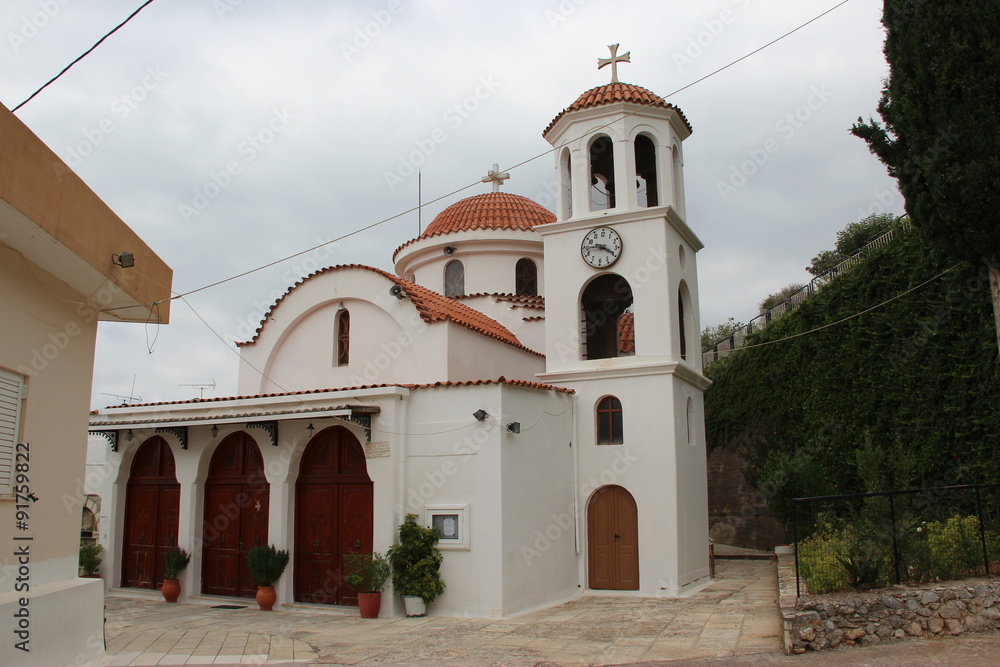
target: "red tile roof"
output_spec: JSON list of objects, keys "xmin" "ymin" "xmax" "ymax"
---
[
  {"xmin": 618, "ymin": 311, "xmax": 635, "ymax": 354},
  {"xmin": 393, "ymin": 192, "xmax": 554, "ymax": 260},
  {"xmin": 96, "ymin": 377, "xmax": 573, "ymax": 410},
  {"xmin": 543, "ymin": 82, "xmax": 693, "ymax": 138},
  {"xmin": 456, "ymin": 292, "xmax": 546, "ymax": 310},
  {"xmin": 237, "ymin": 264, "xmax": 542, "ymax": 356}
]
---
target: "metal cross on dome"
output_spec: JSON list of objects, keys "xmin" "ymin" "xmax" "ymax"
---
[
  {"xmin": 598, "ymin": 43, "xmax": 631, "ymax": 83},
  {"xmin": 481, "ymin": 163, "xmax": 510, "ymax": 192}
]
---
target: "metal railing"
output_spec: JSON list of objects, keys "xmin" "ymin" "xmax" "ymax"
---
[
  {"xmin": 702, "ymin": 223, "xmax": 909, "ymax": 365},
  {"xmin": 790, "ymin": 483, "xmax": 1000, "ymax": 597}
]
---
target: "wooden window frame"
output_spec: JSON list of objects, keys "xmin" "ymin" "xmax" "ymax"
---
[{"xmin": 596, "ymin": 395, "xmax": 624, "ymax": 445}]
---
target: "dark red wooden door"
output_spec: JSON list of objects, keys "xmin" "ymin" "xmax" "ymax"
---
[
  {"xmin": 202, "ymin": 432, "xmax": 269, "ymax": 598},
  {"xmin": 122, "ymin": 437, "xmax": 180, "ymax": 589},
  {"xmin": 295, "ymin": 426, "xmax": 373, "ymax": 606},
  {"xmin": 588, "ymin": 485, "xmax": 639, "ymax": 590}
]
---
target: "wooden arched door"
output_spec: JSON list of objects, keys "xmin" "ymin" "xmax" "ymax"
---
[
  {"xmin": 122, "ymin": 437, "xmax": 180, "ymax": 589},
  {"xmin": 588, "ymin": 485, "xmax": 639, "ymax": 590},
  {"xmin": 295, "ymin": 426, "xmax": 373, "ymax": 606},
  {"xmin": 202, "ymin": 432, "xmax": 269, "ymax": 598}
]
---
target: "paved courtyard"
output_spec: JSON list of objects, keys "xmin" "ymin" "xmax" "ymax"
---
[{"xmin": 100, "ymin": 559, "xmax": 781, "ymax": 666}]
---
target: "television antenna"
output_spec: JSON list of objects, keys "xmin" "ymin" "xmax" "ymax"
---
[
  {"xmin": 101, "ymin": 375, "xmax": 142, "ymax": 404},
  {"xmin": 178, "ymin": 380, "xmax": 216, "ymax": 399}
]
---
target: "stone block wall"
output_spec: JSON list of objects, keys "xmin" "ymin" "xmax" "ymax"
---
[{"xmin": 776, "ymin": 553, "xmax": 1000, "ymax": 653}]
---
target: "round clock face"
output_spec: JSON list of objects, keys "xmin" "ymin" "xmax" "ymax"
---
[{"xmin": 581, "ymin": 227, "xmax": 622, "ymax": 268}]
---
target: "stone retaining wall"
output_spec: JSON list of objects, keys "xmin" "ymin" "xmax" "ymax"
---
[{"xmin": 776, "ymin": 553, "xmax": 1000, "ymax": 653}]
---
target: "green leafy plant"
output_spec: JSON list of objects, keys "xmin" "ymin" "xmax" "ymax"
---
[
  {"xmin": 79, "ymin": 541, "xmax": 103, "ymax": 576},
  {"xmin": 387, "ymin": 514, "xmax": 445, "ymax": 604},
  {"xmin": 163, "ymin": 547, "xmax": 190, "ymax": 579},
  {"xmin": 344, "ymin": 552, "xmax": 391, "ymax": 593},
  {"xmin": 247, "ymin": 544, "xmax": 290, "ymax": 587}
]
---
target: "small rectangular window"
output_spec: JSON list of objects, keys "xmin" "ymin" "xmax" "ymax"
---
[{"xmin": 0, "ymin": 368, "xmax": 25, "ymax": 496}]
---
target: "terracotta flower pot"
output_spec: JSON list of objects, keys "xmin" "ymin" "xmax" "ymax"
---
[
  {"xmin": 358, "ymin": 591, "xmax": 382, "ymax": 618},
  {"xmin": 161, "ymin": 578, "xmax": 181, "ymax": 603},
  {"xmin": 256, "ymin": 585, "xmax": 277, "ymax": 611}
]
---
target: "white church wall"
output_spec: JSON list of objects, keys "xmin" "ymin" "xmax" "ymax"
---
[
  {"xmin": 445, "ymin": 324, "xmax": 544, "ymax": 383},
  {"xmin": 457, "ymin": 295, "xmax": 545, "ymax": 354},
  {"xmin": 498, "ymin": 385, "xmax": 577, "ymax": 615},
  {"xmin": 398, "ymin": 384, "xmax": 506, "ymax": 616}
]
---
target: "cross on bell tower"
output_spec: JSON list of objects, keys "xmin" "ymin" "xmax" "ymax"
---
[
  {"xmin": 481, "ymin": 163, "xmax": 510, "ymax": 192},
  {"xmin": 598, "ymin": 43, "xmax": 630, "ymax": 83}
]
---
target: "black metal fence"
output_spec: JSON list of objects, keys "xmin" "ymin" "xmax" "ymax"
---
[{"xmin": 791, "ymin": 483, "xmax": 1000, "ymax": 597}]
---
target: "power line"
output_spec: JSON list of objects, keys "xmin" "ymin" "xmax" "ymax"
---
[
  {"xmin": 12, "ymin": 0, "xmax": 158, "ymax": 112},
  {"xmin": 101, "ymin": 0, "xmax": 854, "ymax": 314}
]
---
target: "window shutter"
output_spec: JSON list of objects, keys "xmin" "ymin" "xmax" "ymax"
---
[{"xmin": 0, "ymin": 368, "xmax": 24, "ymax": 496}]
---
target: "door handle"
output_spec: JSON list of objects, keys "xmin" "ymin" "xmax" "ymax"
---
[
  {"xmin": 614, "ymin": 534, "xmax": 621, "ymax": 540},
  {"xmin": 354, "ymin": 539, "xmax": 361, "ymax": 548},
  {"xmin": 138, "ymin": 532, "xmax": 144, "ymax": 541}
]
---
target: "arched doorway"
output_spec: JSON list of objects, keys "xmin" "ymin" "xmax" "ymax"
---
[
  {"xmin": 122, "ymin": 436, "xmax": 180, "ymax": 589},
  {"xmin": 202, "ymin": 431, "xmax": 269, "ymax": 598},
  {"xmin": 587, "ymin": 485, "xmax": 639, "ymax": 590},
  {"xmin": 295, "ymin": 425, "xmax": 373, "ymax": 606}
]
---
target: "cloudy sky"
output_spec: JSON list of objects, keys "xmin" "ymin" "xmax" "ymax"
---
[{"xmin": 1, "ymin": 0, "xmax": 903, "ymax": 409}]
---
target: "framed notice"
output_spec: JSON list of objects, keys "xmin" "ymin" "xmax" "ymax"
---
[{"xmin": 425, "ymin": 504, "xmax": 469, "ymax": 550}]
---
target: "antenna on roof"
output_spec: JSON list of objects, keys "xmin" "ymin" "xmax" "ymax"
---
[
  {"xmin": 101, "ymin": 374, "xmax": 142, "ymax": 404},
  {"xmin": 178, "ymin": 380, "xmax": 216, "ymax": 399}
]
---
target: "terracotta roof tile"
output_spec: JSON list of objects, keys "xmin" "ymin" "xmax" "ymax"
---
[
  {"xmin": 456, "ymin": 292, "xmax": 546, "ymax": 310},
  {"xmin": 618, "ymin": 311, "xmax": 635, "ymax": 354},
  {"xmin": 393, "ymin": 192, "xmax": 554, "ymax": 260},
  {"xmin": 237, "ymin": 264, "xmax": 542, "ymax": 356},
  {"xmin": 96, "ymin": 377, "xmax": 573, "ymax": 410},
  {"xmin": 543, "ymin": 82, "xmax": 693, "ymax": 138}
]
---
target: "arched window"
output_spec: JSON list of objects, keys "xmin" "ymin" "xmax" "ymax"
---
[
  {"xmin": 444, "ymin": 260, "xmax": 465, "ymax": 297},
  {"xmin": 635, "ymin": 134, "xmax": 658, "ymax": 207},
  {"xmin": 678, "ymin": 288, "xmax": 687, "ymax": 361},
  {"xmin": 581, "ymin": 274, "xmax": 634, "ymax": 360},
  {"xmin": 515, "ymin": 258, "xmax": 537, "ymax": 296},
  {"xmin": 336, "ymin": 309, "xmax": 350, "ymax": 366},
  {"xmin": 561, "ymin": 148, "xmax": 573, "ymax": 218},
  {"xmin": 590, "ymin": 135, "xmax": 615, "ymax": 211},
  {"xmin": 596, "ymin": 396, "xmax": 624, "ymax": 445}
]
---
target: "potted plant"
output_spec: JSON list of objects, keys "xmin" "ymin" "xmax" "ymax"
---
[
  {"xmin": 79, "ymin": 541, "xmax": 103, "ymax": 578},
  {"xmin": 162, "ymin": 547, "xmax": 190, "ymax": 603},
  {"xmin": 247, "ymin": 544, "xmax": 289, "ymax": 611},
  {"xmin": 344, "ymin": 551, "xmax": 391, "ymax": 618},
  {"xmin": 387, "ymin": 514, "xmax": 445, "ymax": 616}
]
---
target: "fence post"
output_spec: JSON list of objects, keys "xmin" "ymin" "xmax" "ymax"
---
[
  {"xmin": 976, "ymin": 487, "xmax": 990, "ymax": 576},
  {"xmin": 792, "ymin": 500, "xmax": 800, "ymax": 598},
  {"xmin": 889, "ymin": 495, "xmax": 901, "ymax": 585}
]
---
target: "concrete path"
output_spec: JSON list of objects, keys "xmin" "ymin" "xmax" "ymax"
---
[{"xmin": 99, "ymin": 560, "xmax": 781, "ymax": 666}]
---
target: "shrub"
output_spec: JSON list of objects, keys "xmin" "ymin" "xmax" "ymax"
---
[
  {"xmin": 247, "ymin": 544, "xmax": 290, "ymax": 587},
  {"xmin": 163, "ymin": 547, "xmax": 190, "ymax": 579}
]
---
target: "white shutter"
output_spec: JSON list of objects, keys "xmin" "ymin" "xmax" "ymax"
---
[{"xmin": 0, "ymin": 368, "xmax": 24, "ymax": 496}]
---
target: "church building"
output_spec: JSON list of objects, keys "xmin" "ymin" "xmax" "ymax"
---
[{"xmin": 88, "ymin": 47, "xmax": 712, "ymax": 617}]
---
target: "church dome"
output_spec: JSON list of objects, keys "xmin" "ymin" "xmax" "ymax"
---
[
  {"xmin": 542, "ymin": 82, "xmax": 693, "ymax": 138},
  {"xmin": 393, "ymin": 192, "xmax": 554, "ymax": 260},
  {"xmin": 424, "ymin": 192, "xmax": 555, "ymax": 236}
]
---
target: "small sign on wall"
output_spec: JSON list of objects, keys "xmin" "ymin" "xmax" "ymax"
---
[
  {"xmin": 425, "ymin": 504, "xmax": 469, "ymax": 550},
  {"xmin": 364, "ymin": 441, "xmax": 390, "ymax": 458}
]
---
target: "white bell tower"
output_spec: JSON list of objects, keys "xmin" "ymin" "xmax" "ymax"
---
[{"xmin": 536, "ymin": 46, "xmax": 712, "ymax": 596}]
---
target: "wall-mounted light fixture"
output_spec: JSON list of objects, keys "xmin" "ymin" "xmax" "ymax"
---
[
  {"xmin": 506, "ymin": 422, "xmax": 520, "ymax": 434},
  {"xmin": 337, "ymin": 301, "xmax": 345, "ymax": 311},
  {"xmin": 126, "ymin": 429, "xmax": 134, "ymax": 442},
  {"xmin": 306, "ymin": 423, "xmax": 315, "ymax": 434},
  {"xmin": 112, "ymin": 251, "xmax": 135, "ymax": 268},
  {"xmin": 389, "ymin": 284, "xmax": 405, "ymax": 300},
  {"xmin": 443, "ymin": 246, "xmax": 455, "ymax": 256},
  {"xmin": 472, "ymin": 409, "xmax": 488, "ymax": 422},
  {"xmin": 211, "ymin": 425, "xmax": 218, "ymax": 438}
]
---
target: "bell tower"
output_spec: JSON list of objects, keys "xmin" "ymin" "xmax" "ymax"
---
[{"xmin": 536, "ymin": 46, "xmax": 711, "ymax": 596}]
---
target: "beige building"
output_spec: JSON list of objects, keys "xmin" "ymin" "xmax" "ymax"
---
[{"xmin": 0, "ymin": 101, "xmax": 171, "ymax": 667}]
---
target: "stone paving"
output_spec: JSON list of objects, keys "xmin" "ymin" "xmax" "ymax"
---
[{"xmin": 99, "ymin": 560, "xmax": 781, "ymax": 666}]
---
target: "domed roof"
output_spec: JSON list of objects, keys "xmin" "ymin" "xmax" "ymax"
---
[
  {"xmin": 393, "ymin": 192, "xmax": 555, "ymax": 260},
  {"xmin": 542, "ymin": 82, "xmax": 693, "ymax": 138}
]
